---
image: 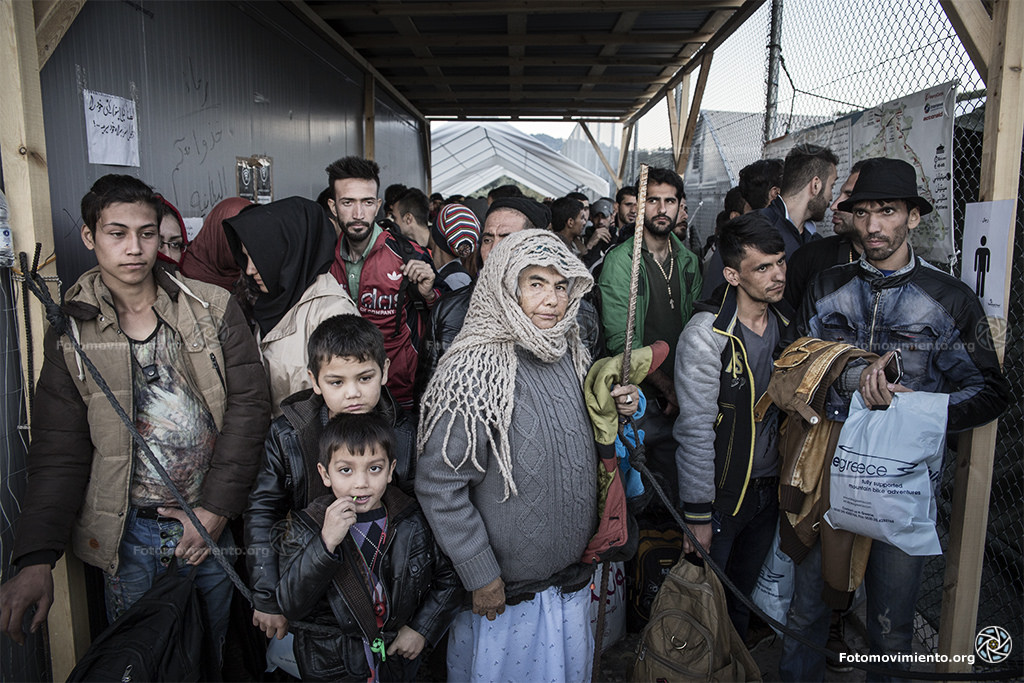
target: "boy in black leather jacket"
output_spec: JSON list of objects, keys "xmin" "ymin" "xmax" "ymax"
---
[
  {"xmin": 277, "ymin": 414, "xmax": 461, "ymax": 681},
  {"xmin": 244, "ymin": 315, "xmax": 418, "ymax": 648}
]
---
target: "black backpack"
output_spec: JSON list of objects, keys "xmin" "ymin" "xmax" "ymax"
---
[{"xmin": 66, "ymin": 558, "xmax": 218, "ymax": 682}]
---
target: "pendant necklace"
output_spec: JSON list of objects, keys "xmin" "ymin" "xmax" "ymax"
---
[{"xmin": 651, "ymin": 251, "xmax": 676, "ymax": 310}]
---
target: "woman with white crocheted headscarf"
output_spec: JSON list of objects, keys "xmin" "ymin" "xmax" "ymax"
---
[{"xmin": 415, "ymin": 229, "xmax": 638, "ymax": 683}]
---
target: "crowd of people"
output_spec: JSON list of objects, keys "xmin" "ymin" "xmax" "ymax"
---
[{"xmin": 0, "ymin": 147, "xmax": 1009, "ymax": 682}]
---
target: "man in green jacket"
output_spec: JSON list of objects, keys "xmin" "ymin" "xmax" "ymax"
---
[{"xmin": 598, "ymin": 167, "xmax": 702, "ymax": 505}]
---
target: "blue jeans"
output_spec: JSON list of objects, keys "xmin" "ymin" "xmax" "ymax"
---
[
  {"xmin": 104, "ymin": 509, "xmax": 235, "ymax": 658},
  {"xmin": 708, "ymin": 478, "xmax": 779, "ymax": 639},
  {"xmin": 780, "ymin": 538, "xmax": 926, "ymax": 682}
]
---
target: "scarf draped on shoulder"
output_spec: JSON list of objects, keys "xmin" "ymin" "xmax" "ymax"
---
[{"xmin": 418, "ymin": 229, "xmax": 594, "ymax": 499}]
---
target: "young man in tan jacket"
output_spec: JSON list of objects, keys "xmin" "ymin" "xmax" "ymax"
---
[{"xmin": 0, "ymin": 175, "xmax": 270, "ymax": 659}]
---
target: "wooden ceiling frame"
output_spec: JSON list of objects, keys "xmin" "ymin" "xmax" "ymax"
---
[
  {"xmin": 372, "ymin": 55, "xmax": 695, "ymax": 68},
  {"xmin": 345, "ymin": 30, "xmax": 714, "ymax": 49},
  {"xmin": 314, "ymin": 1, "xmax": 746, "ymax": 19},
  {"xmin": 623, "ymin": 0, "xmax": 765, "ymax": 124}
]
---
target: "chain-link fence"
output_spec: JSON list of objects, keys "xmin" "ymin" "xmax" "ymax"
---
[{"xmin": 621, "ymin": 0, "xmax": 1022, "ymax": 670}]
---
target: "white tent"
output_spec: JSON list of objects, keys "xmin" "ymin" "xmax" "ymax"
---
[{"xmin": 431, "ymin": 122, "xmax": 610, "ymax": 199}]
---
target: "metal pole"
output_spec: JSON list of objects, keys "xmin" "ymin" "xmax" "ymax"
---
[{"xmin": 764, "ymin": 0, "xmax": 783, "ymax": 145}]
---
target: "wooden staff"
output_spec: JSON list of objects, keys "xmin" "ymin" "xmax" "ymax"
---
[
  {"xmin": 621, "ymin": 163, "xmax": 649, "ymax": 385},
  {"xmin": 593, "ymin": 165, "xmax": 650, "ymax": 683}
]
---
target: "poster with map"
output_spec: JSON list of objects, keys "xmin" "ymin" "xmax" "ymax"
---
[{"xmin": 765, "ymin": 82, "xmax": 956, "ymax": 264}]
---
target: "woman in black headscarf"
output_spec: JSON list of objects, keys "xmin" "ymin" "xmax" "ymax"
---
[{"xmin": 224, "ymin": 196, "xmax": 357, "ymax": 414}]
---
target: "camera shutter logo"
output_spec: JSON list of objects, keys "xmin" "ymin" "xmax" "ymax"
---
[{"xmin": 975, "ymin": 625, "xmax": 1012, "ymax": 664}]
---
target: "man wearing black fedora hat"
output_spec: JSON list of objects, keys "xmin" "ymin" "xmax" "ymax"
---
[{"xmin": 780, "ymin": 157, "xmax": 1009, "ymax": 681}]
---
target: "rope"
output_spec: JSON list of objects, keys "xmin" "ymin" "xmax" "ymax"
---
[
  {"xmin": 595, "ymin": 164, "xmax": 650, "ymax": 679},
  {"xmin": 590, "ymin": 560, "xmax": 611, "ymax": 682},
  {"xmin": 18, "ymin": 249, "xmax": 41, "ymax": 415},
  {"xmin": 16, "ymin": 251, "xmax": 340, "ymax": 638},
  {"xmin": 620, "ymin": 163, "xmax": 649, "ymax": 384},
  {"xmin": 618, "ymin": 417, "xmax": 1019, "ymax": 681}
]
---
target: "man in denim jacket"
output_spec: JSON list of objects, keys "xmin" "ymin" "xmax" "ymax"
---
[{"xmin": 782, "ymin": 158, "xmax": 1009, "ymax": 681}]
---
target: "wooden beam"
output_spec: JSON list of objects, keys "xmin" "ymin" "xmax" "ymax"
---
[
  {"xmin": 390, "ymin": 74, "xmax": 673, "ymax": 87},
  {"xmin": 507, "ymin": 13, "xmax": 526, "ymax": 101},
  {"xmin": 285, "ymin": 0, "xmax": 426, "ymax": 125},
  {"xmin": 580, "ymin": 121, "xmax": 621, "ymax": 188},
  {"xmin": 422, "ymin": 107, "xmax": 627, "ymax": 117},
  {"xmin": 33, "ymin": 0, "xmax": 84, "ymax": 69},
  {"xmin": 345, "ymin": 31, "xmax": 714, "ymax": 49},
  {"xmin": 677, "ymin": 75, "xmax": 691, "ymax": 169},
  {"xmin": 938, "ymin": 0, "xmax": 991, "ymax": 84},
  {"xmin": 3, "ymin": 0, "xmax": 55, "ymax": 427},
  {"xmin": 625, "ymin": 9, "xmax": 725, "ymax": 124},
  {"xmin": 2, "ymin": 1, "xmax": 88, "ymax": 679},
  {"xmin": 316, "ymin": 1, "xmax": 745, "ymax": 19},
  {"xmin": 676, "ymin": 51, "xmax": 713, "ymax": 177},
  {"xmin": 624, "ymin": 0, "xmax": 765, "ymax": 124},
  {"xmin": 617, "ymin": 123, "xmax": 635, "ymax": 183},
  {"xmin": 421, "ymin": 123, "xmax": 432, "ymax": 194},
  {"xmin": 363, "ymin": 76, "xmax": 375, "ymax": 160},
  {"xmin": 667, "ymin": 84, "xmax": 680, "ymax": 162},
  {"xmin": 410, "ymin": 90, "xmax": 645, "ymax": 101},
  {"xmin": 667, "ymin": 77, "xmax": 689, "ymax": 170},
  {"xmin": 577, "ymin": 12, "xmax": 639, "ymax": 100},
  {"xmin": 938, "ymin": 0, "xmax": 1023, "ymax": 672},
  {"xmin": 388, "ymin": 14, "xmax": 455, "ymax": 99},
  {"xmin": 373, "ymin": 55, "xmax": 692, "ymax": 68},
  {"xmin": 428, "ymin": 116, "xmax": 624, "ymax": 123}
]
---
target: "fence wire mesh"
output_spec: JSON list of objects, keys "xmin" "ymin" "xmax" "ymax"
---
[{"xmin": 622, "ymin": 0, "xmax": 1021, "ymax": 670}]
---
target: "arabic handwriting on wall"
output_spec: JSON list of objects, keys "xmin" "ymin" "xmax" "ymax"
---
[
  {"xmin": 170, "ymin": 57, "xmax": 225, "ymax": 209},
  {"xmin": 184, "ymin": 56, "xmax": 210, "ymax": 109},
  {"xmin": 189, "ymin": 168, "xmax": 228, "ymax": 215},
  {"xmin": 173, "ymin": 125, "xmax": 223, "ymax": 169}
]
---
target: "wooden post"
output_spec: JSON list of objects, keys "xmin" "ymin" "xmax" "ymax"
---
[
  {"xmin": 363, "ymin": 75, "xmax": 375, "ymax": 161},
  {"xmin": 937, "ymin": 0, "xmax": 990, "ymax": 84},
  {"xmin": 421, "ymin": 122, "xmax": 432, "ymax": 194},
  {"xmin": 580, "ymin": 121, "xmax": 621, "ymax": 189},
  {"xmin": 33, "ymin": 0, "xmax": 85, "ymax": 70},
  {"xmin": 667, "ymin": 75, "xmax": 690, "ymax": 173},
  {"xmin": 677, "ymin": 51, "xmax": 713, "ymax": 177},
  {"xmin": 616, "ymin": 123, "xmax": 634, "ymax": 187},
  {"xmin": 938, "ymin": 0, "xmax": 1022, "ymax": 671},
  {"xmin": 1, "ymin": 0, "xmax": 89, "ymax": 678}
]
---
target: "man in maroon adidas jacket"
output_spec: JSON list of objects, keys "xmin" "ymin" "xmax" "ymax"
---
[{"xmin": 326, "ymin": 157, "xmax": 439, "ymax": 410}]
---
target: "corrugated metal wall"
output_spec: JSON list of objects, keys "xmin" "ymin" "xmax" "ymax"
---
[
  {"xmin": 40, "ymin": 0, "xmax": 426, "ymax": 290},
  {"xmin": 374, "ymin": 88, "xmax": 429, "ymax": 191}
]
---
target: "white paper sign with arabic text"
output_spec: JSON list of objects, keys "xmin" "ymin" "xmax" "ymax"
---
[{"xmin": 83, "ymin": 89, "xmax": 140, "ymax": 167}]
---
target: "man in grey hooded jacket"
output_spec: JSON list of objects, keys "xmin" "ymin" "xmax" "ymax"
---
[{"xmin": 673, "ymin": 212, "xmax": 796, "ymax": 638}]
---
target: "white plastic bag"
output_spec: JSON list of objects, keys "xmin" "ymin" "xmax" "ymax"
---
[
  {"xmin": 750, "ymin": 525, "xmax": 793, "ymax": 631},
  {"xmin": 589, "ymin": 561, "xmax": 626, "ymax": 650},
  {"xmin": 824, "ymin": 391, "xmax": 948, "ymax": 556}
]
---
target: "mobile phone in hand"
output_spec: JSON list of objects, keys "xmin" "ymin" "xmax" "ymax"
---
[{"xmin": 883, "ymin": 349, "xmax": 904, "ymax": 385}]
